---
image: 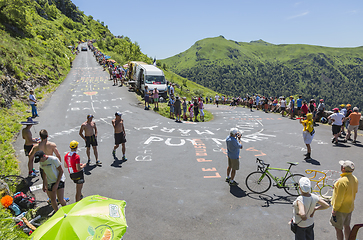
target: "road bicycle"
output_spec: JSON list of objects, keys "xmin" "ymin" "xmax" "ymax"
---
[
  {"xmin": 245, "ymin": 158, "xmax": 305, "ymax": 196},
  {"xmin": 305, "ymin": 169, "xmax": 340, "ymax": 200}
]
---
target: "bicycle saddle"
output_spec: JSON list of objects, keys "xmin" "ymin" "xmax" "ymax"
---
[{"xmin": 287, "ymin": 162, "xmax": 298, "ymax": 166}]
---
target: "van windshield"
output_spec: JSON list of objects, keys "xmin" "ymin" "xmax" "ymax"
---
[{"xmin": 145, "ymin": 75, "xmax": 165, "ymax": 84}]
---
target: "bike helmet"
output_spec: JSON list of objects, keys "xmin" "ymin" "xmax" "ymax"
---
[{"xmin": 70, "ymin": 140, "xmax": 79, "ymax": 149}]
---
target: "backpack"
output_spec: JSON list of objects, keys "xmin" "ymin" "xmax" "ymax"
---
[{"xmin": 13, "ymin": 192, "xmax": 35, "ymax": 210}]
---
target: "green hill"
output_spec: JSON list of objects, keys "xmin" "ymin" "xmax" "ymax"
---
[{"xmin": 161, "ymin": 36, "xmax": 363, "ymax": 109}]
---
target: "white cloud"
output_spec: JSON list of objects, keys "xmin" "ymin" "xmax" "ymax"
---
[{"xmin": 287, "ymin": 11, "xmax": 309, "ymax": 20}]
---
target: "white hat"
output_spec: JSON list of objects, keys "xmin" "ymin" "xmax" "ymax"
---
[
  {"xmin": 339, "ymin": 160, "xmax": 355, "ymax": 172},
  {"xmin": 230, "ymin": 128, "xmax": 238, "ymax": 135},
  {"xmin": 299, "ymin": 177, "xmax": 311, "ymax": 193}
]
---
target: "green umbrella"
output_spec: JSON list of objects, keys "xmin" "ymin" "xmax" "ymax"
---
[{"xmin": 30, "ymin": 195, "xmax": 127, "ymax": 240}]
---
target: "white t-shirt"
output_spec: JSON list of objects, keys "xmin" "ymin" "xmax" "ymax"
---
[
  {"xmin": 293, "ymin": 194, "xmax": 319, "ymax": 227},
  {"xmin": 215, "ymin": 95, "xmax": 219, "ymax": 101},
  {"xmin": 281, "ymin": 100, "xmax": 286, "ymax": 108},
  {"xmin": 330, "ymin": 112, "xmax": 345, "ymax": 126},
  {"xmin": 40, "ymin": 156, "xmax": 66, "ymax": 184}
]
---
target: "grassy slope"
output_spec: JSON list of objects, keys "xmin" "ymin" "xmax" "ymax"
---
[{"xmin": 161, "ymin": 36, "xmax": 363, "ymax": 109}]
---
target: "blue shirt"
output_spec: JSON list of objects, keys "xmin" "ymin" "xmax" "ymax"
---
[
  {"xmin": 297, "ymin": 98, "xmax": 302, "ymax": 108},
  {"xmin": 226, "ymin": 135, "xmax": 242, "ymax": 159}
]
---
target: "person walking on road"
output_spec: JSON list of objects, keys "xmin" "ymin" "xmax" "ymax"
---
[
  {"xmin": 29, "ymin": 90, "xmax": 39, "ymax": 118},
  {"xmin": 299, "ymin": 113, "xmax": 315, "ymax": 160},
  {"xmin": 64, "ymin": 141, "xmax": 86, "ymax": 202},
  {"xmin": 344, "ymin": 107, "xmax": 361, "ymax": 144},
  {"xmin": 330, "ymin": 160, "xmax": 358, "ymax": 240},
  {"xmin": 112, "ymin": 112, "xmax": 127, "ymax": 161},
  {"xmin": 35, "ymin": 151, "xmax": 66, "ymax": 213},
  {"xmin": 291, "ymin": 177, "xmax": 329, "ymax": 240},
  {"xmin": 21, "ymin": 117, "xmax": 40, "ymax": 177},
  {"xmin": 79, "ymin": 114, "xmax": 101, "ymax": 165},
  {"xmin": 225, "ymin": 128, "xmax": 243, "ymax": 186},
  {"xmin": 328, "ymin": 108, "xmax": 345, "ymax": 144}
]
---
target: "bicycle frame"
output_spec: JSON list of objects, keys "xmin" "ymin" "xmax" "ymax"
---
[
  {"xmin": 305, "ymin": 169, "xmax": 327, "ymax": 194},
  {"xmin": 263, "ymin": 167, "xmax": 294, "ymax": 187}
]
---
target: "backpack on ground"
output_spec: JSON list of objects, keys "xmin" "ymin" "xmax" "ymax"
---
[{"xmin": 13, "ymin": 192, "xmax": 35, "ymax": 210}]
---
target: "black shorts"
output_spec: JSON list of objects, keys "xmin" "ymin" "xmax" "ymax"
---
[
  {"xmin": 47, "ymin": 181, "xmax": 65, "ymax": 192},
  {"xmin": 24, "ymin": 145, "xmax": 34, "ymax": 156},
  {"xmin": 85, "ymin": 135, "xmax": 98, "ymax": 147},
  {"xmin": 281, "ymin": 107, "xmax": 286, "ymax": 111},
  {"xmin": 332, "ymin": 125, "xmax": 341, "ymax": 135},
  {"xmin": 297, "ymin": 107, "xmax": 301, "ymax": 110},
  {"xmin": 115, "ymin": 132, "xmax": 126, "ymax": 145},
  {"xmin": 70, "ymin": 171, "xmax": 85, "ymax": 184}
]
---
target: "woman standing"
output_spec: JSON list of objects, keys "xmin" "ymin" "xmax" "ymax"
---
[
  {"xmin": 153, "ymin": 88, "xmax": 159, "ymax": 110},
  {"xmin": 292, "ymin": 177, "xmax": 329, "ymax": 240}
]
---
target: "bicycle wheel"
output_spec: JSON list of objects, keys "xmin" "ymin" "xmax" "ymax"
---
[
  {"xmin": 283, "ymin": 174, "xmax": 305, "ymax": 196},
  {"xmin": 320, "ymin": 185, "xmax": 334, "ymax": 200},
  {"xmin": 245, "ymin": 171, "xmax": 272, "ymax": 194}
]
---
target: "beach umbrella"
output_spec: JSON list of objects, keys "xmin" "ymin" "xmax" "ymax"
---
[{"xmin": 30, "ymin": 195, "xmax": 127, "ymax": 240}]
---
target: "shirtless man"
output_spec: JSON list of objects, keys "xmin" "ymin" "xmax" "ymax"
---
[
  {"xmin": 21, "ymin": 117, "xmax": 40, "ymax": 177},
  {"xmin": 29, "ymin": 129, "xmax": 61, "ymax": 166},
  {"xmin": 112, "ymin": 112, "xmax": 127, "ymax": 161},
  {"xmin": 79, "ymin": 114, "xmax": 100, "ymax": 165}
]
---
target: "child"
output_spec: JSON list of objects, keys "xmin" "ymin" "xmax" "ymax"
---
[
  {"xmin": 169, "ymin": 96, "xmax": 175, "ymax": 119},
  {"xmin": 144, "ymin": 86, "xmax": 150, "ymax": 110},
  {"xmin": 189, "ymin": 102, "xmax": 194, "ymax": 121},
  {"xmin": 182, "ymin": 97, "xmax": 187, "ymax": 121}
]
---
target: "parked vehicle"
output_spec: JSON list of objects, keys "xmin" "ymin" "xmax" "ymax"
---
[{"xmin": 129, "ymin": 61, "xmax": 167, "ymax": 99}]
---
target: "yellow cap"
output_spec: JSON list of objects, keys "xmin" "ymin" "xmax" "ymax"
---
[
  {"xmin": 306, "ymin": 113, "xmax": 313, "ymax": 120},
  {"xmin": 340, "ymin": 104, "xmax": 345, "ymax": 107},
  {"xmin": 70, "ymin": 140, "xmax": 79, "ymax": 148}
]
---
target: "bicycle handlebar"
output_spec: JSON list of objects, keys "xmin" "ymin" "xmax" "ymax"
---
[{"xmin": 256, "ymin": 158, "xmax": 270, "ymax": 169}]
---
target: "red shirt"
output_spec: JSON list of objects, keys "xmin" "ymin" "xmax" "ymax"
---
[
  {"xmin": 64, "ymin": 152, "xmax": 80, "ymax": 174},
  {"xmin": 301, "ymin": 104, "xmax": 309, "ymax": 115}
]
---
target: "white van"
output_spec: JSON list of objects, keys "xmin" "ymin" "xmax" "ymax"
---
[{"xmin": 130, "ymin": 61, "xmax": 168, "ymax": 99}]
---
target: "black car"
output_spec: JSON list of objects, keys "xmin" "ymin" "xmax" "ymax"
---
[{"xmin": 81, "ymin": 47, "xmax": 87, "ymax": 51}]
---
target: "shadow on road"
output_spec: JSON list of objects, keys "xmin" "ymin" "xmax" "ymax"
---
[
  {"xmin": 247, "ymin": 193, "xmax": 295, "ymax": 207},
  {"xmin": 229, "ymin": 185, "xmax": 247, "ymax": 198},
  {"xmin": 83, "ymin": 164, "xmax": 97, "ymax": 175},
  {"xmin": 111, "ymin": 157, "xmax": 127, "ymax": 168},
  {"xmin": 304, "ymin": 158, "xmax": 321, "ymax": 165}
]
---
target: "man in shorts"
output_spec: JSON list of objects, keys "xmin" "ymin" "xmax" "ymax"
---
[
  {"xmin": 64, "ymin": 140, "xmax": 86, "ymax": 202},
  {"xmin": 112, "ymin": 112, "xmax": 127, "ymax": 161},
  {"xmin": 328, "ymin": 108, "xmax": 345, "ymax": 144},
  {"xmin": 225, "ymin": 128, "xmax": 243, "ymax": 186},
  {"xmin": 344, "ymin": 107, "xmax": 361, "ymax": 144},
  {"xmin": 330, "ymin": 160, "xmax": 358, "ymax": 240},
  {"xmin": 35, "ymin": 151, "xmax": 66, "ymax": 212},
  {"xmin": 21, "ymin": 117, "xmax": 40, "ymax": 177},
  {"xmin": 215, "ymin": 94, "xmax": 219, "ymax": 107},
  {"xmin": 79, "ymin": 114, "xmax": 100, "ymax": 165}
]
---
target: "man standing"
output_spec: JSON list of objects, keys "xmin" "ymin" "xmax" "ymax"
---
[
  {"xmin": 215, "ymin": 94, "xmax": 219, "ymax": 107},
  {"xmin": 64, "ymin": 141, "xmax": 86, "ymax": 202},
  {"xmin": 314, "ymin": 99, "xmax": 325, "ymax": 125},
  {"xmin": 29, "ymin": 90, "xmax": 38, "ymax": 118},
  {"xmin": 21, "ymin": 117, "xmax": 40, "ymax": 177},
  {"xmin": 35, "ymin": 151, "xmax": 66, "ymax": 212},
  {"xmin": 79, "ymin": 114, "xmax": 101, "ymax": 165},
  {"xmin": 112, "ymin": 112, "xmax": 127, "ymax": 161},
  {"xmin": 330, "ymin": 160, "xmax": 358, "ymax": 240},
  {"xmin": 29, "ymin": 129, "xmax": 61, "ymax": 167},
  {"xmin": 344, "ymin": 107, "xmax": 361, "ymax": 144},
  {"xmin": 225, "ymin": 128, "xmax": 243, "ymax": 186},
  {"xmin": 328, "ymin": 108, "xmax": 345, "ymax": 144},
  {"xmin": 296, "ymin": 95, "xmax": 303, "ymax": 117}
]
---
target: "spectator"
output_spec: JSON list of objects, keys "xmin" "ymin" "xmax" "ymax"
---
[
  {"xmin": 344, "ymin": 107, "xmax": 361, "ymax": 144},
  {"xmin": 344, "ymin": 104, "xmax": 353, "ymax": 138},
  {"xmin": 35, "ymin": 151, "xmax": 66, "ymax": 212},
  {"xmin": 215, "ymin": 94, "xmax": 219, "ymax": 107},
  {"xmin": 314, "ymin": 99, "xmax": 325, "ymax": 125},
  {"xmin": 291, "ymin": 177, "xmax": 329, "ymax": 240},
  {"xmin": 280, "ymin": 98, "xmax": 287, "ymax": 117},
  {"xmin": 199, "ymin": 99, "xmax": 204, "ymax": 122},
  {"xmin": 339, "ymin": 105, "xmax": 347, "ymax": 135},
  {"xmin": 182, "ymin": 97, "xmax": 187, "ymax": 121},
  {"xmin": 289, "ymin": 96, "xmax": 295, "ymax": 119},
  {"xmin": 152, "ymin": 88, "xmax": 159, "ymax": 110},
  {"xmin": 144, "ymin": 86, "xmax": 150, "ymax": 110},
  {"xmin": 225, "ymin": 128, "xmax": 243, "ymax": 186},
  {"xmin": 188, "ymin": 102, "xmax": 194, "ymax": 121},
  {"xmin": 64, "ymin": 141, "xmax": 86, "ymax": 202},
  {"xmin": 301, "ymin": 101, "xmax": 309, "ymax": 116},
  {"xmin": 297, "ymin": 95, "xmax": 303, "ymax": 117},
  {"xmin": 169, "ymin": 96, "xmax": 175, "ymax": 119},
  {"xmin": 174, "ymin": 96, "xmax": 181, "ymax": 122},
  {"xmin": 299, "ymin": 113, "xmax": 315, "ymax": 160},
  {"xmin": 29, "ymin": 90, "xmax": 39, "ymax": 118},
  {"xmin": 330, "ymin": 160, "xmax": 358, "ymax": 240},
  {"xmin": 328, "ymin": 108, "xmax": 345, "ymax": 144},
  {"xmin": 193, "ymin": 98, "xmax": 199, "ymax": 122}
]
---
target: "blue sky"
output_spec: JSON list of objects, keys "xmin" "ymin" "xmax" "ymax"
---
[{"xmin": 72, "ymin": 0, "xmax": 363, "ymax": 59}]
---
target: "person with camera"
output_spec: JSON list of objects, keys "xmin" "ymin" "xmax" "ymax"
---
[{"xmin": 225, "ymin": 128, "xmax": 243, "ymax": 186}]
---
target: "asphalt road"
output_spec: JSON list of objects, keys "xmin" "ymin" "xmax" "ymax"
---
[{"xmin": 14, "ymin": 45, "xmax": 363, "ymax": 240}]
